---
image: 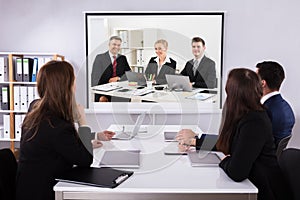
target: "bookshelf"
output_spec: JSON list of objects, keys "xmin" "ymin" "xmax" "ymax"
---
[{"xmin": 0, "ymin": 52, "xmax": 64, "ymax": 155}]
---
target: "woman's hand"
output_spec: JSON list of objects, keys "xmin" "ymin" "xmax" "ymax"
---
[
  {"xmin": 176, "ymin": 129, "xmax": 196, "ymax": 141},
  {"xmin": 97, "ymin": 131, "xmax": 116, "ymax": 141},
  {"xmin": 91, "ymin": 139, "xmax": 103, "ymax": 149}
]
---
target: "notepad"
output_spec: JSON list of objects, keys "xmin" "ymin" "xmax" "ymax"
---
[
  {"xmin": 164, "ymin": 142, "xmax": 191, "ymax": 155},
  {"xmin": 99, "ymin": 150, "xmax": 141, "ymax": 168},
  {"xmin": 188, "ymin": 151, "xmax": 221, "ymax": 167},
  {"xmin": 93, "ymin": 84, "xmax": 121, "ymax": 92},
  {"xmin": 186, "ymin": 93, "xmax": 216, "ymax": 100},
  {"xmin": 56, "ymin": 167, "xmax": 133, "ymax": 188}
]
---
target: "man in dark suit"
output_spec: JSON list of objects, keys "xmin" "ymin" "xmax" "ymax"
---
[
  {"xmin": 181, "ymin": 37, "xmax": 216, "ymax": 88},
  {"xmin": 256, "ymin": 61, "xmax": 295, "ymax": 146},
  {"xmin": 91, "ymin": 36, "xmax": 131, "ymax": 102}
]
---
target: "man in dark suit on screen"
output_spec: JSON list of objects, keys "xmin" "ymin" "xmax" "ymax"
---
[
  {"xmin": 256, "ymin": 61, "xmax": 295, "ymax": 146},
  {"xmin": 181, "ymin": 37, "xmax": 216, "ymax": 88},
  {"xmin": 91, "ymin": 36, "xmax": 131, "ymax": 102}
]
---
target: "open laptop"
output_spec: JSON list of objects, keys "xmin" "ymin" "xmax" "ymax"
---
[
  {"xmin": 126, "ymin": 71, "xmax": 147, "ymax": 86},
  {"xmin": 165, "ymin": 74, "xmax": 193, "ymax": 92},
  {"xmin": 112, "ymin": 112, "xmax": 146, "ymax": 140}
]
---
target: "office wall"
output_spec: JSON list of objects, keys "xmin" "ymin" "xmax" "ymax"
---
[{"xmin": 0, "ymin": 0, "xmax": 299, "ymax": 147}]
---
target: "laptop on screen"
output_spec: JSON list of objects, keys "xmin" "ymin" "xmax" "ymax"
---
[
  {"xmin": 126, "ymin": 71, "xmax": 147, "ymax": 86},
  {"xmin": 165, "ymin": 74, "xmax": 193, "ymax": 92},
  {"xmin": 112, "ymin": 112, "xmax": 146, "ymax": 140}
]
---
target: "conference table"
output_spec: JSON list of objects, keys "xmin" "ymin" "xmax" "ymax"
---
[
  {"xmin": 54, "ymin": 125, "xmax": 257, "ymax": 200},
  {"xmin": 91, "ymin": 81, "xmax": 219, "ymax": 103}
]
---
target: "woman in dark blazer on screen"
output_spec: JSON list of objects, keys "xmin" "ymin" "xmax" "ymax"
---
[
  {"xmin": 15, "ymin": 61, "xmax": 114, "ymax": 200},
  {"xmin": 145, "ymin": 39, "xmax": 176, "ymax": 84},
  {"xmin": 216, "ymin": 68, "xmax": 291, "ymax": 200}
]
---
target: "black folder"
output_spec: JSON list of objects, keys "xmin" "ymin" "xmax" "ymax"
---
[{"xmin": 56, "ymin": 167, "xmax": 133, "ymax": 188}]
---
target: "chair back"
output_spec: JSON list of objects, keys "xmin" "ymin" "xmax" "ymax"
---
[
  {"xmin": 0, "ymin": 148, "xmax": 18, "ymax": 200},
  {"xmin": 279, "ymin": 148, "xmax": 300, "ymax": 200},
  {"xmin": 276, "ymin": 134, "xmax": 292, "ymax": 159}
]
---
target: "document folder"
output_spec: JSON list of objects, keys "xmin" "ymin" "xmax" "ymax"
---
[{"xmin": 56, "ymin": 167, "xmax": 133, "ymax": 188}]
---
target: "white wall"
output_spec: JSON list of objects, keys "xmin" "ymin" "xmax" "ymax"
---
[{"xmin": 0, "ymin": 0, "xmax": 299, "ymax": 147}]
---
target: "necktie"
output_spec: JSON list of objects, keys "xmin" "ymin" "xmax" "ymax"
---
[
  {"xmin": 193, "ymin": 60, "xmax": 198, "ymax": 76},
  {"xmin": 112, "ymin": 56, "xmax": 117, "ymax": 77}
]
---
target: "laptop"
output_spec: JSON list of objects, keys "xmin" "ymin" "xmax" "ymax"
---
[
  {"xmin": 164, "ymin": 131, "xmax": 178, "ymax": 142},
  {"xmin": 126, "ymin": 71, "xmax": 147, "ymax": 86},
  {"xmin": 99, "ymin": 150, "xmax": 141, "ymax": 168},
  {"xmin": 188, "ymin": 151, "xmax": 221, "ymax": 167},
  {"xmin": 165, "ymin": 74, "xmax": 193, "ymax": 92},
  {"xmin": 112, "ymin": 112, "xmax": 146, "ymax": 140}
]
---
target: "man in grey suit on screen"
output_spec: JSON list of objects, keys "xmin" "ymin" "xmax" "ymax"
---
[
  {"xmin": 181, "ymin": 37, "xmax": 216, "ymax": 88},
  {"xmin": 91, "ymin": 36, "xmax": 131, "ymax": 102}
]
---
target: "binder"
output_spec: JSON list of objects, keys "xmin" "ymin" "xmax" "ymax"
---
[
  {"xmin": 1, "ymin": 86, "xmax": 9, "ymax": 110},
  {"xmin": 0, "ymin": 57, "xmax": 7, "ymax": 82},
  {"xmin": 14, "ymin": 114, "xmax": 22, "ymax": 140},
  {"xmin": 37, "ymin": 57, "xmax": 45, "ymax": 74},
  {"xmin": 3, "ymin": 114, "xmax": 10, "ymax": 139},
  {"xmin": 33, "ymin": 86, "xmax": 39, "ymax": 99},
  {"xmin": 3, "ymin": 57, "xmax": 9, "ymax": 82},
  {"xmin": 20, "ymin": 86, "xmax": 28, "ymax": 111},
  {"xmin": 31, "ymin": 58, "xmax": 38, "ymax": 82},
  {"xmin": 15, "ymin": 58, "xmax": 23, "ymax": 81},
  {"xmin": 22, "ymin": 58, "xmax": 34, "ymax": 82},
  {"xmin": 56, "ymin": 167, "xmax": 133, "ymax": 188},
  {"xmin": 27, "ymin": 86, "xmax": 34, "ymax": 107},
  {"xmin": 13, "ymin": 85, "xmax": 21, "ymax": 111}
]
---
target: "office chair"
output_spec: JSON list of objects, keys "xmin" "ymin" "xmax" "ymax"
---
[
  {"xmin": 0, "ymin": 148, "xmax": 18, "ymax": 200},
  {"xmin": 276, "ymin": 134, "xmax": 292, "ymax": 159},
  {"xmin": 278, "ymin": 148, "xmax": 300, "ymax": 200}
]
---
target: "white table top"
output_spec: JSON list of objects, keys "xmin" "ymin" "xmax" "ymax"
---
[
  {"xmin": 91, "ymin": 81, "xmax": 219, "ymax": 104},
  {"xmin": 54, "ymin": 125, "xmax": 257, "ymax": 194}
]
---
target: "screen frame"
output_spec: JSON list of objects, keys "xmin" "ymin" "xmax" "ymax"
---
[{"xmin": 84, "ymin": 11, "xmax": 224, "ymax": 110}]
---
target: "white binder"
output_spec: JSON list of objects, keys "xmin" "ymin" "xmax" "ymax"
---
[
  {"xmin": 14, "ymin": 114, "xmax": 22, "ymax": 140},
  {"xmin": 15, "ymin": 58, "xmax": 23, "ymax": 81},
  {"xmin": 20, "ymin": 86, "xmax": 28, "ymax": 111},
  {"xmin": 13, "ymin": 85, "xmax": 21, "ymax": 111},
  {"xmin": 3, "ymin": 114, "xmax": 10, "ymax": 139},
  {"xmin": 0, "ymin": 57, "xmax": 5, "ymax": 82},
  {"xmin": 1, "ymin": 86, "xmax": 9, "ymax": 110},
  {"xmin": 33, "ymin": 86, "xmax": 39, "ymax": 99},
  {"xmin": 27, "ymin": 86, "xmax": 34, "ymax": 108}
]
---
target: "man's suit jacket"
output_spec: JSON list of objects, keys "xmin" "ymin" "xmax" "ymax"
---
[
  {"xmin": 180, "ymin": 55, "xmax": 216, "ymax": 88},
  {"xmin": 263, "ymin": 94, "xmax": 295, "ymax": 146},
  {"xmin": 145, "ymin": 56, "xmax": 176, "ymax": 85},
  {"xmin": 91, "ymin": 51, "xmax": 131, "ymax": 86}
]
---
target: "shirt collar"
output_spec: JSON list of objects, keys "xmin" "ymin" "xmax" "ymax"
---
[
  {"xmin": 194, "ymin": 54, "xmax": 205, "ymax": 63},
  {"xmin": 154, "ymin": 56, "xmax": 171, "ymax": 66},
  {"xmin": 261, "ymin": 91, "xmax": 280, "ymax": 104}
]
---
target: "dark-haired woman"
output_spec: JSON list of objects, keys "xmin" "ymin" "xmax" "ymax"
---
[
  {"xmin": 16, "ymin": 60, "xmax": 114, "ymax": 200},
  {"xmin": 217, "ymin": 68, "xmax": 291, "ymax": 200}
]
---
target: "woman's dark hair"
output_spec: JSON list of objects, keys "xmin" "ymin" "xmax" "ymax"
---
[
  {"xmin": 216, "ymin": 68, "xmax": 264, "ymax": 154},
  {"xmin": 22, "ymin": 60, "xmax": 76, "ymax": 141}
]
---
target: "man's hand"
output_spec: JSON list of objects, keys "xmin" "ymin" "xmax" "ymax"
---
[{"xmin": 109, "ymin": 77, "xmax": 120, "ymax": 83}]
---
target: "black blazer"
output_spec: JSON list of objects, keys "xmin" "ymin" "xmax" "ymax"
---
[
  {"xmin": 219, "ymin": 111, "xmax": 292, "ymax": 200},
  {"xmin": 91, "ymin": 51, "xmax": 131, "ymax": 86},
  {"xmin": 16, "ymin": 103, "xmax": 94, "ymax": 200},
  {"xmin": 145, "ymin": 57, "xmax": 176, "ymax": 85},
  {"xmin": 180, "ymin": 55, "xmax": 216, "ymax": 88}
]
